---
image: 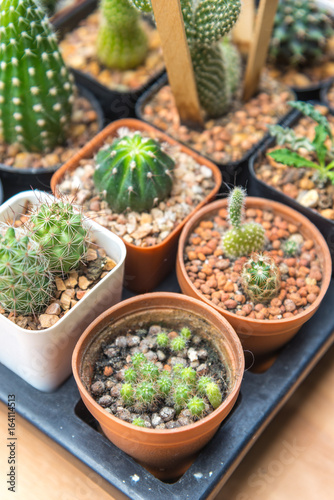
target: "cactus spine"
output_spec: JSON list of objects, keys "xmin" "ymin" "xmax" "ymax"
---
[
  {"xmin": 0, "ymin": 0, "xmax": 74, "ymax": 152},
  {"xmin": 242, "ymin": 254, "xmax": 281, "ymax": 303},
  {"xmin": 93, "ymin": 133, "xmax": 175, "ymax": 213},
  {"xmin": 97, "ymin": 0, "xmax": 148, "ymax": 70}
]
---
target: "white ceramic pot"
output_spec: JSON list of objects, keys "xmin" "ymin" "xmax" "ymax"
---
[{"xmin": 0, "ymin": 191, "xmax": 126, "ymax": 392}]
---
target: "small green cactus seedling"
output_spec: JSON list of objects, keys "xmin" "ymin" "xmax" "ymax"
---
[
  {"xmin": 140, "ymin": 361, "xmax": 159, "ymax": 380},
  {"xmin": 131, "ymin": 352, "xmax": 146, "ymax": 368},
  {"xmin": 174, "ymin": 383, "xmax": 191, "ymax": 407},
  {"xmin": 132, "ymin": 417, "xmax": 146, "ymax": 427},
  {"xmin": 0, "ymin": 0, "xmax": 74, "ymax": 152},
  {"xmin": 197, "ymin": 376, "xmax": 212, "ymax": 395},
  {"xmin": 180, "ymin": 327, "xmax": 191, "ymax": 340},
  {"xmin": 282, "ymin": 238, "xmax": 299, "ymax": 257},
  {"xmin": 94, "ymin": 133, "xmax": 175, "ymax": 213},
  {"xmin": 96, "ymin": 0, "xmax": 148, "ymax": 70},
  {"xmin": 205, "ymin": 382, "xmax": 222, "ymax": 409},
  {"xmin": 120, "ymin": 382, "xmax": 134, "ymax": 404},
  {"xmin": 136, "ymin": 381, "xmax": 156, "ymax": 404},
  {"xmin": 180, "ymin": 367, "xmax": 197, "ymax": 386},
  {"xmin": 156, "ymin": 332, "xmax": 169, "ymax": 348},
  {"xmin": 0, "ymin": 227, "xmax": 53, "ymax": 315},
  {"xmin": 157, "ymin": 374, "xmax": 172, "ymax": 395},
  {"xmin": 124, "ymin": 367, "xmax": 137, "ymax": 383},
  {"xmin": 187, "ymin": 396, "xmax": 205, "ymax": 416},
  {"xmin": 242, "ymin": 254, "xmax": 281, "ymax": 303},
  {"xmin": 222, "ymin": 187, "xmax": 265, "ymax": 258},
  {"xmin": 170, "ymin": 336, "xmax": 186, "ymax": 352}
]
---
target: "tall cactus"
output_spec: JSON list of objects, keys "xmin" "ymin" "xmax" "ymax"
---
[
  {"xmin": 130, "ymin": 0, "xmax": 242, "ymax": 117},
  {"xmin": 0, "ymin": 0, "xmax": 74, "ymax": 152}
]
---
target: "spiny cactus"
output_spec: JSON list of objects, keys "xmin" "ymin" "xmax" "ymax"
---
[
  {"xmin": 170, "ymin": 336, "xmax": 186, "ymax": 352},
  {"xmin": 93, "ymin": 133, "xmax": 175, "ymax": 213},
  {"xmin": 205, "ymin": 381, "xmax": 222, "ymax": 409},
  {"xmin": 130, "ymin": 0, "xmax": 242, "ymax": 117},
  {"xmin": 187, "ymin": 396, "xmax": 205, "ymax": 416},
  {"xmin": 269, "ymin": 0, "xmax": 333, "ymax": 68},
  {"xmin": 241, "ymin": 254, "xmax": 281, "ymax": 303},
  {"xmin": 96, "ymin": 0, "xmax": 148, "ymax": 70},
  {"xmin": 156, "ymin": 331, "xmax": 169, "ymax": 348},
  {"xmin": 0, "ymin": 0, "xmax": 74, "ymax": 152},
  {"xmin": 222, "ymin": 187, "xmax": 265, "ymax": 258},
  {"xmin": 282, "ymin": 238, "xmax": 300, "ymax": 257},
  {"xmin": 29, "ymin": 200, "xmax": 89, "ymax": 275},
  {"xmin": 0, "ymin": 226, "xmax": 53, "ymax": 315}
]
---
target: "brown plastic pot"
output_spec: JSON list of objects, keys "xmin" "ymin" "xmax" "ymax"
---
[
  {"xmin": 51, "ymin": 118, "xmax": 221, "ymax": 293},
  {"xmin": 72, "ymin": 292, "xmax": 244, "ymax": 480},
  {"xmin": 176, "ymin": 198, "xmax": 332, "ymax": 368}
]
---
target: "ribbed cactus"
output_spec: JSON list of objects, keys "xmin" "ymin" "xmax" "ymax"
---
[
  {"xmin": 93, "ymin": 133, "xmax": 175, "ymax": 213},
  {"xmin": 130, "ymin": 0, "xmax": 242, "ymax": 117},
  {"xmin": 241, "ymin": 254, "xmax": 281, "ymax": 303},
  {"xmin": 97, "ymin": 0, "xmax": 148, "ymax": 70},
  {"xmin": 222, "ymin": 188, "xmax": 265, "ymax": 258},
  {"xmin": 269, "ymin": 0, "xmax": 333, "ymax": 67},
  {"xmin": 0, "ymin": 0, "xmax": 74, "ymax": 152},
  {"xmin": 29, "ymin": 201, "xmax": 89, "ymax": 275},
  {"xmin": 0, "ymin": 227, "xmax": 53, "ymax": 315}
]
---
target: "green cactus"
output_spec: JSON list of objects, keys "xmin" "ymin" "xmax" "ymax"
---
[
  {"xmin": 181, "ymin": 367, "xmax": 197, "ymax": 386},
  {"xmin": 129, "ymin": 0, "xmax": 242, "ymax": 117},
  {"xmin": 29, "ymin": 200, "xmax": 89, "ymax": 275},
  {"xmin": 93, "ymin": 133, "xmax": 175, "ymax": 213},
  {"xmin": 0, "ymin": 227, "xmax": 53, "ymax": 315},
  {"xmin": 174, "ymin": 383, "xmax": 191, "ymax": 407},
  {"xmin": 132, "ymin": 417, "xmax": 146, "ymax": 427},
  {"xmin": 222, "ymin": 187, "xmax": 265, "ymax": 258},
  {"xmin": 197, "ymin": 376, "xmax": 212, "ymax": 395},
  {"xmin": 157, "ymin": 373, "xmax": 172, "ymax": 395},
  {"xmin": 170, "ymin": 336, "xmax": 186, "ymax": 352},
  {"xmin": 120, "ymin": 382, "xmax": 134, "ymax": 404},
  {"xmin": 241, "ymin": 254, "xmax": 281, "ymax": 303},
  {"xmin": 180, "ymin": 327, "xmax": 191, "ymax": 340},
  {"xmin": 124, "ymin": 367, "xmax": 137, "ymax": 383},
  {"xmin": 187, "ymin": 396, "xmax": 205, "ymax": 416},
  {"xmin": 96, "ymin": 0, "xmax": 148, "ymax": 70},
  {"xmin": 135, "ymin": 381, "xmax": 156, "ymax": 404},
  {"xmin": 205, "ymin": 382, "xmax": 222, "ymax": 409},
  {"xmin": 0, "ymin": 0, "xmax": 74, "ymax": 152},
  {"xmin": 140, "ymin": 361, "xmax": 159, "ymax": 380},
  {"xmin": 131, "ymin": 352, "xmax": 146, "ymax": 368},
  {"xmin": 156, "ymin": 332, "xmax": 169, "ymax": 348},
  {"xmin": 269, "ymin": 0, "xmax": 333, "ymax": 68},
  {"xmin": 282, "ymin": 238, "xmax": 299, "ymax": 257}
]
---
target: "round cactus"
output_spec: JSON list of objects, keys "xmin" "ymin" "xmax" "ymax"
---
[
  {"xmin": 131, "ymin": 352, "xmax": 146, "ymax": 368},
  {"xmin": 0, "ymin": 0, "xmax": 74, "ymax": 152},
  {"xmin": 181, "ymin": 367, "xmax": 197, "ymax": 386},
  {"xmin": 242, "ymin": 254, "xmax": 281, "ymax": 303},
  {"xmin": 157, "ymin": 374, "xmax": 172, "ymax": 395},
  {"xmin": 0, "ymin": 227, "xmax": 53, "ymax": 315},
  {"xmin": 282, "ymin": 238, "xmax": 300, "ymax": 257},
  {"xmin": 180, "ymin": 327, "xmax": 191, "ymax": 340},
  {"xmin": 124, "ymin": 367, "xmax": 137, "ymax": 383},
  {"xmin": 29, "ymin": 201, "xmax": 89, "ymax": 275},
  {"xmin": 170, "ymin": 336, "xmax": 186, "ymax": 352},
  {"xmin": 205, "ymin": 382, "xmax": 222, "ymax": 409},
  {"xmin": 120, "ymin": 382, "xmax": 134, "ymax": 404},
  {"xmin": 187, "ymin": 396, "xmax": 205, "ymax": 416},
  {"xmin": 197, "ymin": 376, "xmax": 212, "ymax": 395},
  {"xmin": 174, "ymin": 383, "xmax": 191, "ymax": 407},
  {"xmin": 136, "ymin": 381, "xmax": 156, "ymax": 404},
  {"xmin": 93, "ymin": 133, "xmax": 175, "ymax": 213},
  {"xmin": 132, "ymin": 417, "xmax": 146, "ymax": 427},
  {"xmin": 156, "ymin": 332, "xmax": 169, "ymax": 348},
  {"xmin": 140, "ymin": 361, "xmax": 159, "ymax": 380}
]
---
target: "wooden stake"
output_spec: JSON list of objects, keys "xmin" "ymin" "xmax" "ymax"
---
[
  {"xmin": 150, "ymin": 0, "xmax": 204, "ymax": 129},
  {"xmin": 243, "ymin": 0, "xmax": 279, "ymax": 102},
  {"xmin": 232, "ymin": 0, "xmax": 255, "ymax": 55}
]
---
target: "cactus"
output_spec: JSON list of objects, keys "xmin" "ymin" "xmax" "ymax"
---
[
  {"xmin": 174, "ymin": 383, "xmax": 191, "ymax": 407},
  {"xmin": 180, "ymin": 367, "xmax": 196, "ymax": 386},
  {"xmin": 136, "ymin": 381, "xmax": 156, "ymax": 404},
  {"xmin": 282, "ymin": 239, "xmax": 299, "ymax": 257},
  {"xmin": 0, "ymin": 0, "xmax": 74, "ymax": 152},
  {"xmin": 180, "ymin": 327, "xmax": 191, "ymax": 339},
  {"xmin": 29, "ymin": 200, "xmax": 89, "ymax": 275},
  {"xmin": 131, "ymin": 352, "xmax": 146, "ymax": 368},
  {"xmin": 120, "ymin": 382, "xmax": 134, "ymax": 404},
  {"xmin": 132, "ymin": 417, "xmax": 146, "ymax": 427},
  {"xmin": 140, "ymin": 361, "xmax": 159, "ymax": 380},
  {"xmin": 156, "ymin": 332, "xmax": 169, "ymax": 348},
  {"xmin": 170, "ymin": 336, "xmax": 186, "ymax": 352},
  {"xmin": 0, "ymin": 227, "xmax": 53, "ymax": 315},
  {"xmin": 197, "ymin": 376, "xmax": 212, "ymax": 395},
  {"xmin": 205, "ymin": 382, "xmax": 222, "ymax": 409},
  {"xmin": 241, "ymin": 254, "xmax": 281, "ymax": 303},
  {"xmin": 94, "ymin": 133, "xmax": 175, "ymax": 213},
  {"xmin": 124, "ymin": 367, "xmax": 137, "ymax": 383},
  {"xmin": 129, "ymin": 0, "xmax": 242, "ymax": 117},
  {"xmin": 187, "ymin": 396, "xmax": 205, "ymax": 416},
  {"xmin": 96, "ymin": 0, "xmax": 148, "ymax": 70},
  {"xmin": 222, "ymin": 187, "xmax": 265, "ymax": 258},
  {"xmin": 269, "ymin": 0, "xmax": 333, "ymax": 68}
]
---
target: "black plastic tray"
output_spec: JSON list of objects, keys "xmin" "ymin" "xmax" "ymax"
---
[{"xmin": 1, "ymin": 271, "xmax": 334, "ymax": 500}]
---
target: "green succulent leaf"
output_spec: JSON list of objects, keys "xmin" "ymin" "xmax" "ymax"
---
[
  {"xmin": 312, "ymin": 124, "xmax": 328, "ymax": 167},
  {"xmin": 289, "ymin": 101, "xmax": 332, "ymax": 140},
  {"xmin": 267, "ymin": 124, "xmax": 314, "ymax": 152},
  {"xmin": 268, "ymin": 149, "xmax": 320, "ymax": 170}
]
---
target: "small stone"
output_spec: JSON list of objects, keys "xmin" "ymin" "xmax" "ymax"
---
[
  {"xmin": 55, "ymin": 277, "xmax": 66, "ymax": 291},
  {"xmin": 115, "ymin": 336, "xmax": 127, "ymax": 348},
  {"xmin": 177, "ymin": 417, "xmax": 192, "ymax": 427},
  {"xmin": 297, "ymin": 189, "xmax": 319, "ymax": 208},
  {"xmin": 187, "ymin": 347, "xmax": 198, "ymax": 362},
  {"xmin": 196, "ymin": 363, "xmax": 209, "ymax": 376},
  {"xmin": 60, "ymin": 292, "xmax": 72, "ymax": 310},
  {"xmin": 157, "ymin": 350, "xmax": 166, "ymax": 361},
  {"xmin": 91, "ymin": 381, "xmax": 105, "ymax": 395},
  {"xmin": 160, "ymin": 407, "xmax": 175, "ymax": 422},
  {"xmin": 45, "ymin": 302, "xmax": 61, "ymax": 315},
  {"xmin": 197, "ymin": 349, "xmax": 208, "ymax": 360},
  {"xmin": 78, "ymin": 276, "xmax": 92, "ymax": 290},
  {"xmin": 127, "ymin": 335, "xmax": 140, "ymax": 347},
  {"xmin": 76, "ymin": 290, "xmax": 87, "ymax": 300},
  {"xmin": 103, "ymin": 257, "xmax": 117, "ymax": 271},
  {"xmin": 152, "ymin": 413, "xmax": 163, "ymax": 427},
  {"xmin": 39, "ymin": 314, "xmax": 60, "ymax": 328},
  {"xmin": 284, "ymin": 299, "xmax": 296, "ymax": 312},
  {"xmin": 320, "ymin": 209, "xmax": 334, "ymax": 220},
  {"xmin": 86, "ymin": 248, "xmax": 98, "ymax": 261},
  {"xmin": 148, "ymin": 325, "xmax": 161, "ymax": 335}
]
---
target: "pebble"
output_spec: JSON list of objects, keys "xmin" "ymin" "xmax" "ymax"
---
[
  {"xmin": 91, "ymin": 381, "xmax": 105, "ymax": 395},
  {"xmin": 297, "ymin": 189, "xmax": 319, "ymax": 208},
  {"xmin": 39, "ymin": 314, "xmax": 60, "ymax": 328},
  {"xmin": 45, "ymin": 302, "xmax": 61, "ymax": 315}
]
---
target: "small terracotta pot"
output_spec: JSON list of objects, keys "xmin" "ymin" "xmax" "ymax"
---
[
  {"xmin": 176, "ymin": 198, "xmax": 332, "ymax": 368},
  {"xmin": 51, "ymin": 119, "xmax": 222, "ymax": 292},
  {"xmin": 72, "ymin": 292, "xmax": 244, "ymax": 480}
]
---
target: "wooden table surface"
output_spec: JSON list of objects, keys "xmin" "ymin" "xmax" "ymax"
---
[{"xmin": 1, "ymin": 343, "xmax": 334, "ymax": 500}]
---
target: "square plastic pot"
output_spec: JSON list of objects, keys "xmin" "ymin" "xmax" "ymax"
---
[{"xmin": 0, "ymin": 191, "xmax": 126, "ymax": 392}]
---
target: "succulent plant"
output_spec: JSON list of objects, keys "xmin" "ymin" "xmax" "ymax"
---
[
  {"xmin": 241, "ymin": 253, "xmax": 281, "ymax": 303},
  {"xmin": 156, "ymin": 332, "xmax": 169, "ymax": 348},
  {"xmin": 94, "ymin": 133, "xmax": 175, "ymax": 213},
  {"xmin": 269, "ymin": 0, "xmax": 334, "ymax": 68},
  {"xmin": 132, "ymin": 417, "xmax": 146, "ymax": 427},
  {"xmin": 187, "ymin": 396, "xmax": 205, "ymax": 416},
  {"xmin": 0, "ymin": 0, "xmax": 74, "ymax": 152},
  {"xmin": 205, "ymin": 381, "xmax": 222, "ymax": 409},
  {"xmin": 222, "ymin": 187, "xmax": 265, "ymax": 258},
  {"xmin": 29, "ymin": 200, "xmax": 89, "ymax": 275},
  {"xmin": 0, "ymin": 226, "xmax": 53, "ymax": 315},
  {"xmin": 282, "ymin": 238, "xmax": 300, "ymax": 257},
  {"xmin": 170, "ymin": 336, "xmax": 186, "ymax": 352},
  {"xmin": 97, "ymin": 0, "xmax": 148, "ymax": 70}
]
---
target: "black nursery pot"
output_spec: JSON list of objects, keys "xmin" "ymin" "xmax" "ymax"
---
[
  {"xmin": 0, "ymin": 86, "xmax": 104, "ymax": 202},
  {"xmin": 320, "ymin": 77, "xmax": 334, "ymax": 113},
  {"xmin": 52, "ymin": 0, "xmax": 165, "ymax": 123}
]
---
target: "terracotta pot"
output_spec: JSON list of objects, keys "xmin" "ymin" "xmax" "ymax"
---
[
  {"xmin": 72, "ymin": 292, "xmax": 244, "ymax": 480},
  {"xmin": 176, "ymin": 198, "xmax": 332, "ymax": 368},
  {"xmin": 51, "ymin": 118, "xmax": 222, "ymax": 292}
]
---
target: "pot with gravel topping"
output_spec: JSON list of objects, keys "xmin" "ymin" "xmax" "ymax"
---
[
  {"xmin": 176, "ymin": 188, "xmax": 331, "ymax": 370},
  {"xmin": 51, "ymin": 118, "xmax": 221, "ymax": 292},
  {"xmin": 72, "ymin": 292, "xmax": 244, "ymax": 481}
]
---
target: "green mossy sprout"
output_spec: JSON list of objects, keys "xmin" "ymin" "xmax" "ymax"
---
[
  {"xmin": 205, "ymin": 382, "xmax": 222, "ymax": 409},
  {"xmin": 242, "ymin": 253, "xmax": 281, "ymax": 303},
  {"xmin": 156, "ymin": 332, "xmax": 169, "ymax": 348},
  {"xmin": 181, "ymin": 367, "xmax": 197, "ymax": 386},
  {"xmin": 136, "ymin": 381, "xmax": 156, "ymax": 404},
  {"xmin": 132, "ymin": 417, "xmax": 146, "ymax": 427},
  {"xmin": 96, "ymin": 0, "xmax": 148, "ymax": 70},
  {"xmin": 187, "ymin": 396, "xmax": 205, "ymax": 416},
  {"xmin": 180, "ymin": 327, "xmax": 191, "ymax": 340},
  {"xmin": 157, "ymin": 374, "xmax": 172, "ymax": 396},
  {"xmin": 140, "ymin": 361, "xmax": 159, "ymax": 380},
  {"xmin": 124, "ymin": 367, "xmax": 137, "ymax": 383},
  {"xmin": 222, "ymin": 187, "xmax": 265, "ymax": 258},
  {"xmin": 0, "ymin": 0, "xmax": 74, "ymax": 152},
  {"xmin": 170, "ymin": 336, "xmax": 186, "ymax": 352},
  {"xmin": 94, "ymin": 132, "xmax": 175, "ymax": 213},
  {"xmin": 120, "ymin": 382, "xmax": 134, "ymax": 404},
  {"xmin": 131, "ymin": 352, "xmax": 146, "ymax": 368}
]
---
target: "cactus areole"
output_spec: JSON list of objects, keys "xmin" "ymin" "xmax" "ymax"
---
[
  {"xmin": 0, "ymin": 0, "xmax": 74, "ymax": 152},
  {"xmin": 94, "ymin": 133, "xmax": 175, "ymax": 213}
]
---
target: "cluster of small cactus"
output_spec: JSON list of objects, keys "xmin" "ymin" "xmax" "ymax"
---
[
  {"xmin": 93, "ymin": 132, "xmax": 175, "ymax": 213},
  {"xmin": 96, "ymin": 0, "xmax": 148, "ymax": 70},
  {"xmin": 241, "ymin": 254, "xmax": 281, "ymax": 303},
  {"xmin": 269, "ymin": 0, "xmax": 334, "ymax": 68},
  {"xmin": 222, "ymin": 187, "xmax": 265, "ymax": 258},
  {"xmin": 0, "ymin": 0, "xmax": 75, "ymax": 152},
  {"xmin": 130, "ymin": 0, "xmax": 242, "ymax": 117}
]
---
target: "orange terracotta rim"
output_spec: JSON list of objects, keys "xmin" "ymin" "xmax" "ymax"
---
[
  {"xmin": 177, "ymin": 197, "xmax": 332, "ymax": 333},
  {"xmin": 51, "ymin": 118, "xmax": 222, "ymax": 253}
]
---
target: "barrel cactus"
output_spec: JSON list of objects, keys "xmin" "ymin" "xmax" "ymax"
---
[
  {"xmin": 269, "ymin": 0, "xmax": 334, "ymax": 67},
  {"xmin": 97, "ymin": 0, "xmax": 148, "ymax": 70},
  {"xmin": 0, "ymin": 0, "xmax": 74, "ymax": 152},
  {"xmin": 241, "ymin": 253, "xmax": 281, "ymax": 303},
  {"xmin": 93, "ymin": 133, "xmax": 175, "ymax": 213},
  {"xmin": 0, "ymin": 227, "xmax": 53, "ymax": 315}
]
